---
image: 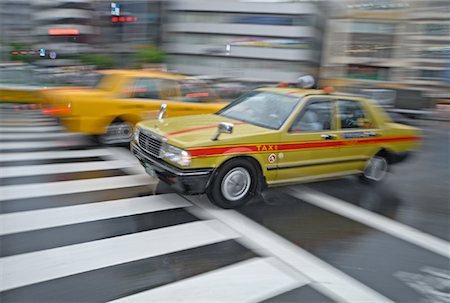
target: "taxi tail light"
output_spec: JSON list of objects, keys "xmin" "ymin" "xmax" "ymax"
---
[
  {"xmin": 186, "ymin": 92, "xmax": 209, "ymax": 98},
  {"xmin": 42, "ymin": 104, "xmax": 71, "ymax": 116}
]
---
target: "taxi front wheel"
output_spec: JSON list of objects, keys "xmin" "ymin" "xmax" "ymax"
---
[{"xmin": 207, "ymin": 159, "xmax": 259, "ymax": 209}]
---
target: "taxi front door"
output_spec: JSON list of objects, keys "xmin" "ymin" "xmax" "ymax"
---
[{"xmin": 274, "ymin": 97, "xmax": 343, "ymax": 185}]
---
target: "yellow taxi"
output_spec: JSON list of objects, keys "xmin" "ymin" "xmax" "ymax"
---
[
  {"xmin": 40, "ymin": 70, "xmax": 227, "ymax": 144},
  {"xmin": 131, "ymin": 84, "xmax": 421, "ymax": 208}
]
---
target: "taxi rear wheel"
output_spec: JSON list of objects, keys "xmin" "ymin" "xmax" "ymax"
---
[
  {"xmin": 360, "ymin": 155, "xmax": 389, "ymax": 183},
  {"xmin": 207, "ymin": 159, "xmax": 259, "ymax": 209}
]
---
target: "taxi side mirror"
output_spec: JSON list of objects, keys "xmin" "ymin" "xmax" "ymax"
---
[
  {"xmin": 212, "ymin": 122, "xmax": 234, "ymax": 141},
  {"xmin": 158, "ymin": 103, "xmax": 167, "ymax": 120}
]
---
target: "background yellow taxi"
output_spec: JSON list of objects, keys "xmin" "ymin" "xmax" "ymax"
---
[
  {"xmin": 41, "ymin": 70, "xmax": 227, "ymax": 144},
  {"xmin": 132, "ymin": 86, "xmax": 421, "ymax": 208}
]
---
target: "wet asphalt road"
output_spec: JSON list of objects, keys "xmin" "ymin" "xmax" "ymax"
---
[{"xmin": 1, "ymin": 105, "xmax": 448, "ymax": 303}]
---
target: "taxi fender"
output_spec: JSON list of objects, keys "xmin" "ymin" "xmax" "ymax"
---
[{"xmin": 207, "ymin": 152, "xmax": 266, "ymax": 188}]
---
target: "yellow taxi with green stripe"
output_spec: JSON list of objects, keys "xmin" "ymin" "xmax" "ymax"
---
[{"xmin": 132, "ymin": 84, "xmax": 420, "ymax": 208}]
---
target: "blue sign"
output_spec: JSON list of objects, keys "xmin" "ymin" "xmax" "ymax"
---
[
  {"xmin": 40, "ymin": 49, "xmax": 46, "ymax": 57},
  {"xmin": 111, "ymin": 2, "xmax": 120, "ymax": 16},
  {"xmin": 49, "ymin": 51, "xmax": 56, "ymax": 59}
]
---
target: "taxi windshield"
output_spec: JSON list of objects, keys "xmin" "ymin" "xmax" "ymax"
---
[{"xmin": 217, "ymin": 91, "xmax": 299, "ymax": 130}]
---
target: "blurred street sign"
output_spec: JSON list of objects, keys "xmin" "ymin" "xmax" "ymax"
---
[
  {"xmin": 111, "ymin": 3, "xmax": 120, "ymax": 16},
  {"xmin": 40, "ymin": 49, "xmax": 46, "ymax": 57},
  {"xmin": 49, "ymin": 52, "xmax": 57, "ymax": 60}
]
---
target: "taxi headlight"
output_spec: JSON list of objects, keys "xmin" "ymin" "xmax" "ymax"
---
[
  {"xmin": 134, "ymin": 127, "xmax": 140, "ymax": 143},
  {"xmin": 160, "ymin": 143, "xmax": 191, "ymax": 167}
]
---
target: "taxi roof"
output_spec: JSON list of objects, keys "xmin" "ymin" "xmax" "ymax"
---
[{"xmin": 256, "ymin": 87, "xmax": 327, "ymax": 97}]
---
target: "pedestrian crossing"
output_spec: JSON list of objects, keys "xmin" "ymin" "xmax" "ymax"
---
[{"xmin": 0, "ymin": 103, "xmax": 318, "ymax": 302}]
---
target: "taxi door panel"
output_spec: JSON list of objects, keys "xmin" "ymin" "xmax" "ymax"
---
[
  {"xmin": 336, "ymin": 99, "xmax": 383, "ymax": 171},
  {"xmin": 276, "ymin": 98, "xmax": 342, "ymax": 183}
]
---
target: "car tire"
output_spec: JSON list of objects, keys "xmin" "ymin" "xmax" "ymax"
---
[
  {"xmin": 359, "ymin": 154, "xmax": 389, "ymax": 184},
  {"xmin": 98, "ymin": 119, "xmax": 133, "ymax": 145},
  {"xmin": 207, "ymin": 159, "xmax": 260, "ymax": 209}
]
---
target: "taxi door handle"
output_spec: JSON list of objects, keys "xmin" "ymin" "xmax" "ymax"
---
[
  {"xmin": 364, "ymin": 132, "xmax": 379, "ymax": 137},
  {"xmin": 321, "ymin": 134, "xmax": 336, "ymax": 140}
]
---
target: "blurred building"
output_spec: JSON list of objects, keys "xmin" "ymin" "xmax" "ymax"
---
[
  {"xmin": 321, "ymin": 0, "xmax": 449, "ymax": 94},
  {"xmin": 164, "ymin": 0, "xmax": 328, "ymax": 83},
  {"xmin": 31, "ymin": 0, "xmax": 97, "ymax": 56},
  {"xmin": 1, "ymin": 0, "xmax": 163, "ymax": 64},
  {"xmin": 92, "ymin": 0, "xmax": 163, "ymax": 51},
  {"xmin": 0, "ymin": 0, "xmax": 34, "ymax": 57},
  {"xmin": 403, "ymin": 1, "xmax": 450, "ymax": 90}
]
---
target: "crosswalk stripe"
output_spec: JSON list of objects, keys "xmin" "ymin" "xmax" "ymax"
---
[
  {"xmin": 187, "ymin": 196, "xmax": 395, "ymax": 303},
  {"xmin": 0, "ymin": 220, "xmax": 238, "ymax": 292},
  {"xmin": 110, "ymin": 257, "xmax": 306, "ymax": 303},
  {"xmin": 0, "ymin": 194, "xmax": 191, "ymax": 235},
  {"xmin": 0, "ymin": 160, "xmax": 131, "ymax": 178},
  {"xmin": 0, "ymin": 141, "xmax": 84, "ymax": 151},
  {"xmin": 0, "ymin": 149, "xmax": 112, "ymax": 162},
  {"xmin": 0, "ymin": 174, "xmax": 155, "ymax": 201},
  {"xmin": 0, "ymin": 133, "xmax": 79, "ymax": 140},
  {"xmin": 0, "ymin": 126, "xmax": 63, "ymax": 133},
  {"xmin": 0, "ymin": 117, "xmax": 56, "ymax": 123},
  {"xmin": 291, "ymin": 187, "xmax": 450, "ymax": 258},
  {"xmin": 0, "ymin": 122, "xmax": 58, "ymax": 127}
]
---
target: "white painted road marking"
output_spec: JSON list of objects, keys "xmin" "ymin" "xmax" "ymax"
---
[
  {"xmin": 0, "ymin": 141, "xmax": 84, "ymax": 151},
  {"xmin": 0, "ymin": 193, "xmax": 191, "ymax": 235},
  {"xmin": 0, "ymin": 220, "xmax": 238, "ymax": 291},
  {"xmin": 0, "ymin": 174, "xmax": 156, "ymax": 201},
  {"xmin": 0, "ymin": 132, "xmax": 81, "ymax": 140},
  {"xmin": 0, "ymin": 126, "xmax": 63, "ymax": 132},
  {"xmin": 0, "ymin": 160, "xmax": 131, "ymax": 178},
  {"xmin": 291, "ymin": 187, "xmax": 450, "ymax": 258},
  {"xmin": 0, "ymin": 149, "xmax": 113, "ymax": 162},
  {"xmin": 187, "ymin": 196, "xmax": 394, "ymax": 303},
  {"xmin": 110, "ymin": 257, "xmax": 307, "ymax": 303}
]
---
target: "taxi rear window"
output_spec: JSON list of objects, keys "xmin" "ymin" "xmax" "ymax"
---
[{"xmin": 178, "ymin": 81, "xmax": 216, "ymax": 102}]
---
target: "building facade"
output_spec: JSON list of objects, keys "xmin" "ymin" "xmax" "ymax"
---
[
  {"xmin": 164, "ymin": 0, "xmax": 327, "ymax": 82},
  {"xmin": 321, "ymin": 0, "xmax": 449, "ymax": 93}
]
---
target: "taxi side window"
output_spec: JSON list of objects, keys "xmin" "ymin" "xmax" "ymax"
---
[
  {"xmin": 338, "ymin": 100, "xmax": 373, "ymax": 129},
  {"xmin": 159, "ymin": 79, "xmax": 179, "ymax": 100},
  {"xmin": 289, "ymin": 100, "xmax": 332, "ymax": 133},
  {"xmin": 131, "ymin": 78, "xmax": 160, "ymax": 99}
]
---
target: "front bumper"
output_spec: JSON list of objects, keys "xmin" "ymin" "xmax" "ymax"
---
[{"xmin": 131, "ymin": 142, "xmax": 213, "ymax": 195}]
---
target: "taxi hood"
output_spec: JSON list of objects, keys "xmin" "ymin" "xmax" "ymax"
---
[{"xmin": 138, "ymin": 114, "xmax": 276, "ymax": 148}]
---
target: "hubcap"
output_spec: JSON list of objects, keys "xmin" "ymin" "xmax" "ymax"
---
[
  {"xmin": 101, "ymin": 122, "xmax": 133, "ymax": 144},
  {"xmin": 221, "ymin": 167, "xmax": 251, "ymax": 201},
  {"xmin": 364, "ymin": 156, "xmax": 388, "ymax": 181}
]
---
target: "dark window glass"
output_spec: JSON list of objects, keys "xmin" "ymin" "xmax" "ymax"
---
[
  {"xmin": 290, "ymin": 100, "xmax": 332, "ymax": 133},
  {"xmin": 338, "ymin": 100, "xmax": 373, "ymax": 129},
  {"xmin": 131, "ymin": 78, "xmax": 159, "ymax": 99},
  {"xmin": 158, "ymin": 79, "xmax": 179, "ymax": 100}
]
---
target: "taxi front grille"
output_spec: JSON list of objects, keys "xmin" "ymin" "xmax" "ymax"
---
[{"xmin": 138, "ymin": 131, "xmax": 162, "ymax": 158}]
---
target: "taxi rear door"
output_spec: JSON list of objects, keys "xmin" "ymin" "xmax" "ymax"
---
[{"xmin": 335, "ymin": 98, "xmax": 383, "ymax": 172}]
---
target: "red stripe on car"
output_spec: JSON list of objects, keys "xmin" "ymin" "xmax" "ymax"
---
[{"xmin": 188, "ymin": 136, "xmax": 419, "ymax": 157}]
